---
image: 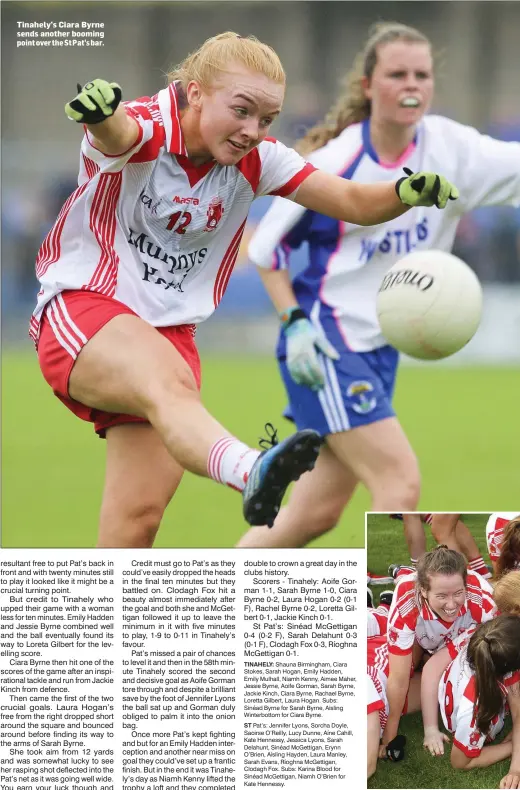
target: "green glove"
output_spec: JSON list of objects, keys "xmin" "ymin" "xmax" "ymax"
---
[
  {"xmin": 65, "ymin": 79, "xmax": 122, "ymax": 124},
  {"xmin": 396, "ymin": 167, "xmax": 459, "ymax": 209}
]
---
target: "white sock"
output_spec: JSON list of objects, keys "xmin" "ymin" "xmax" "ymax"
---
[{"xmin": 207, "ymin": 437, "xmax": 260, "ymax": 492}]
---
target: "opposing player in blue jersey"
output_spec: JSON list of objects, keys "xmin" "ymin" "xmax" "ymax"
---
[{"xmin": 238, "ymin": 21, "xmax": 520, "ymax": 548}]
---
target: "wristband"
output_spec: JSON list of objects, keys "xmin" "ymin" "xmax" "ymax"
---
[{"xmin": 280, "ymin": 307, "xmax": 307, "ymax": 329}]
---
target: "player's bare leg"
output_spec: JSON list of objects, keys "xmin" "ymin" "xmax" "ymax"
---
[
  {"xmin": 98, "ymin": 423, "xmax": 184, "ymax": 548},
  {"xmin": 326, "ymin": 418, "xmax": 420, "ymax": 511},
  {"xmin": 405, "ymin": 672, "xmax": 423, "ymax": 714},
  {"xmin": 367, "ymin": 711, "xmax": 381, "ymax": 779},
  {"xmin": 429, "ymin": 513, "xmax": 462, "ymax": 551},
  {"xmin": 69, "ymin": 315, "xmax": 234, "ymax": 471},
  {"xmin": 69, "ymin": 315, "xmax": 321, "ymax": 528},
  {"xmin": 236, "ymin": 445, "xmax": 357, "ymax": 547},
  {"xmin": 454, "ymin": 518, "xmax": 481, "ymax": 561},
  {"xmin": 402, "ymin": 514, "xmax": 427, "ymax": 562}
]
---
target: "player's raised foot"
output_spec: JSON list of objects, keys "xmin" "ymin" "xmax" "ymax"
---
[
  {"xmin": 367, "ymin": 570, "xmax": 393, "ymax": 586},
  {"xmin": 379, "ymin": 590, "xmax": 394, "ymax": 608},
  {"xmin": 388, "ymin": 563, "xmax": 416, "ymax": 581},
  {"xmin": 367, "ymin": 587, "xmax": 374, "ymax": 608},
  {"xmin": 242, "ymin": 425, "xmax": 323, "ymax": 527}
]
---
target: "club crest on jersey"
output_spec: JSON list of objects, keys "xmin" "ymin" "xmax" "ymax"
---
[
  {"xmin": 205, "ymin": 197, "xmax": 225, "ymax": 232},
  {"xmin": 388, "ymin": 627, "xmax": 399, "ymax": 645},
  {"xmin": 346, "ymin": 380, "xmax": 377, "ymax": 414}
]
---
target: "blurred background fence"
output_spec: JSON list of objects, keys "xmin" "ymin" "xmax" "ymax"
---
[{"xmin": 2, "ymin": 1, "xmax": 519, "ymax": 360}]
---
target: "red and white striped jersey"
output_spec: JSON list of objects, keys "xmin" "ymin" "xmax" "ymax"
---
[
  {"xmin": 485, "ymin": 512, "xmax": 520, "ymax": 564},
  {"xmin": 367, "ymin": 634, "xmax": 415, "ymax": 733},
  {"xmin": 387, "ymin": 571, "xmax": 496, "ymax": 656},
  {"xmin": 439, "ymin": 641, "xmax": 519, "ymax": 757},
  {"xmin": 367, "ymin": 606, "xmax": 389, "ymax": 638},
  {"xmin": 368, "ymin": 634, "xmax": 390, "ymax": 677},
  {"xmin": 30, "ymin": 82, "xmax": 315, "ymax": 344},
  {"xmin": 367, "ymin": 636, "xmax": 390, "ymax": 733}
]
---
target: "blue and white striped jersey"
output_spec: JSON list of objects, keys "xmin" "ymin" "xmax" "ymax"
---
[{"xmin": 249, "ymin": 115, "xmax": 520, "ymax": 352}]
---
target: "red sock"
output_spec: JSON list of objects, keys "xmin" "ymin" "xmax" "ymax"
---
[{"xmin": 468, "ymin": 555, "xmax": 491, "ymax": 578}]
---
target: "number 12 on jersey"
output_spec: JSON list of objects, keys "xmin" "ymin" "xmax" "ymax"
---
[{"xmin": 167, "ymin": 211, "xmax": 192, "ymax": 234}]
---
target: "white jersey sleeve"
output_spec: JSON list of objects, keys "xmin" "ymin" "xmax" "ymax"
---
[
  {"xmin": 248, "ymin": 198, "xmax": 307, "ymax": 269},
  {"xmin": 250, "ymin": 128, "xmax": 363, "ymax": 269},
  {"xmin": 256, "ymin": 138, "xmax": 315, "ymax": 198},
  {"xmin": 438, "ymin": 117, "xmax": 520, "ymax": 212},
  {"xmin": 80, "ymin": 100, "xmax": 166, "ymax": 176},
  {"xmin": 386, "ymin": 576, "xmax": 418, "ymax": 656}
]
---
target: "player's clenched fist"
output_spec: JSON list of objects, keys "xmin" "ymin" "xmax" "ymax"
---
[
  {"xmin": 65, "ymin": 79, "xmax": 122, "ymax": 124},
  {"xmin": 396, "ymin": 166, "xmax": 459, "ymax": 209}
]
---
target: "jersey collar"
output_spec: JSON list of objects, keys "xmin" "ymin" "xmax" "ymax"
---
[
  {"xmin": 362, "ymin": 117, "xmax": 419, "ymax": 169},
  {"xmin": 157, "ymin": 82, "xmax": 188, "ymax": 157}
]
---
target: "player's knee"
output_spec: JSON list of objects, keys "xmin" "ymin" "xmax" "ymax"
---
[
  {"xmin": 398, "ymin": 475, "xmax": 421, "ymax": 510},
  {"xmin": 302, "ymin": 499, "xmax": 343, "ymax": 539},
  {"xmin": 385, "ymin": 464, "xmax": 421, "ymax": 510},
  {"xmin": 145, "ymin": 365, "xmax": 200, "ymax": 416},
  {"xmin": 430, "ymin": 521, "xmax": 454, "ymax": 544},
  {"xmin": 124, "ymin": 500, "xmax": 166, "ymax": 540}
]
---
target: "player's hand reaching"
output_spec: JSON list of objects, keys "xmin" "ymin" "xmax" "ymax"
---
[
  {"xmin": 65, "ymin": 79, "xmax": 122, "ymax": 124},
  {"xmin": 423, "ymin": 726, "xmax": 450, "ymax": 756},
  {"xmin": 282, "ymin": 308, "xmax": 339, "ymax": 391},
  {"xmin": 500, "ymin": 771, "xmax": 520, "ymax": 789},
  {"xmin": 396, "ymin": 167, "xmax": 459, "ymax": 209}
]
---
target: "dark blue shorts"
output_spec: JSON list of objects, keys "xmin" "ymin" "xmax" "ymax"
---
[{"xmin": 279, "ymin": 344, "xmax": 399, "ymax": 436}]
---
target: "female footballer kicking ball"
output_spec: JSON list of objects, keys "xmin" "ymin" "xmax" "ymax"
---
[
  {"xmin": 31, "ymin": 32, "xmax": 456, "ymax": 548},
  {"xmin": 381, "ymin": 546, "xmax": 496, "ymax": 755},
  {"xmin": 420, "ymin": 616, "xmax": 520, "ymax": 785},
  {"xmin": 238, "ymin": 21, "xmax": 520, "ymax": 548}
]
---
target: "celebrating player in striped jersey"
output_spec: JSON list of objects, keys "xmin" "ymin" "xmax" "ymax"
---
[
  {"xmin": 382, "ymin": 547, "xmax": 496, "ymax": 755},
  {"xmin": 31, "ymin": 32, "xmax": 456, "ymax": 547},
  {"xmin": 420, "ymin": 617, "xmax": 520, "ymax": 783},
  {"xmin": 486, "ymin": 513, "xmax": 520, "ymax": 577},
  {"xmin": 367, "ymin": 632, "xmax": 422, "ymax": 777},
  {"xmin": 237, "ymin": 21, "xmax": 520, "ymax": 549}
]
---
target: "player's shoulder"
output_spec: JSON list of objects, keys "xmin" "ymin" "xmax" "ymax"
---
[
  {"xmin": 393, "ymin": 576, "xmax": 418, "ymax": 613},
  {"xmin": 422, "ymin": 114, "xmax": 485, "ymax": 149},
  {"xmin": 466, "ymin": 569, "xmax": 490, "ymax": 589},
  {"xmin": 124, "ymin": 93, "xmax": 165, "ymax": 134},
  {"xmin": 304, "ymin": 124, "xmax": 364, "ymax": 171},
  {"xmin": 466, "ymin": 571, "xmax": 495, "ymax": 617},
  {"xmin": 490, "ymin": 511, "xmax": 520, "ymax": 524}
]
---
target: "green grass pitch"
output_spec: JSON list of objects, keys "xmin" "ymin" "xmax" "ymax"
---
[
  {"xmin": 2, "ymin": 352, "xmax": 519, "ymax": 548},
  {"xmin": 367, "ymin": 513, "xmax": 513, "ymax": 789}
]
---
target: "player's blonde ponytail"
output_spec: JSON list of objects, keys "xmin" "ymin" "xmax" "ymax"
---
[
  {"xmin": 467, "ymin": 616, "xmax": 520, "ymax": 735},
  {"xmin": 167, "ymin": 32, "xmax": 286, "ymax": 91},
  {"xmin": 493, "ymin": 569, "xmax": 520, "ymax": 614},
  {"xmin": 297, "ymin": 21, "xmax": 430, "ymax": 155}
]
